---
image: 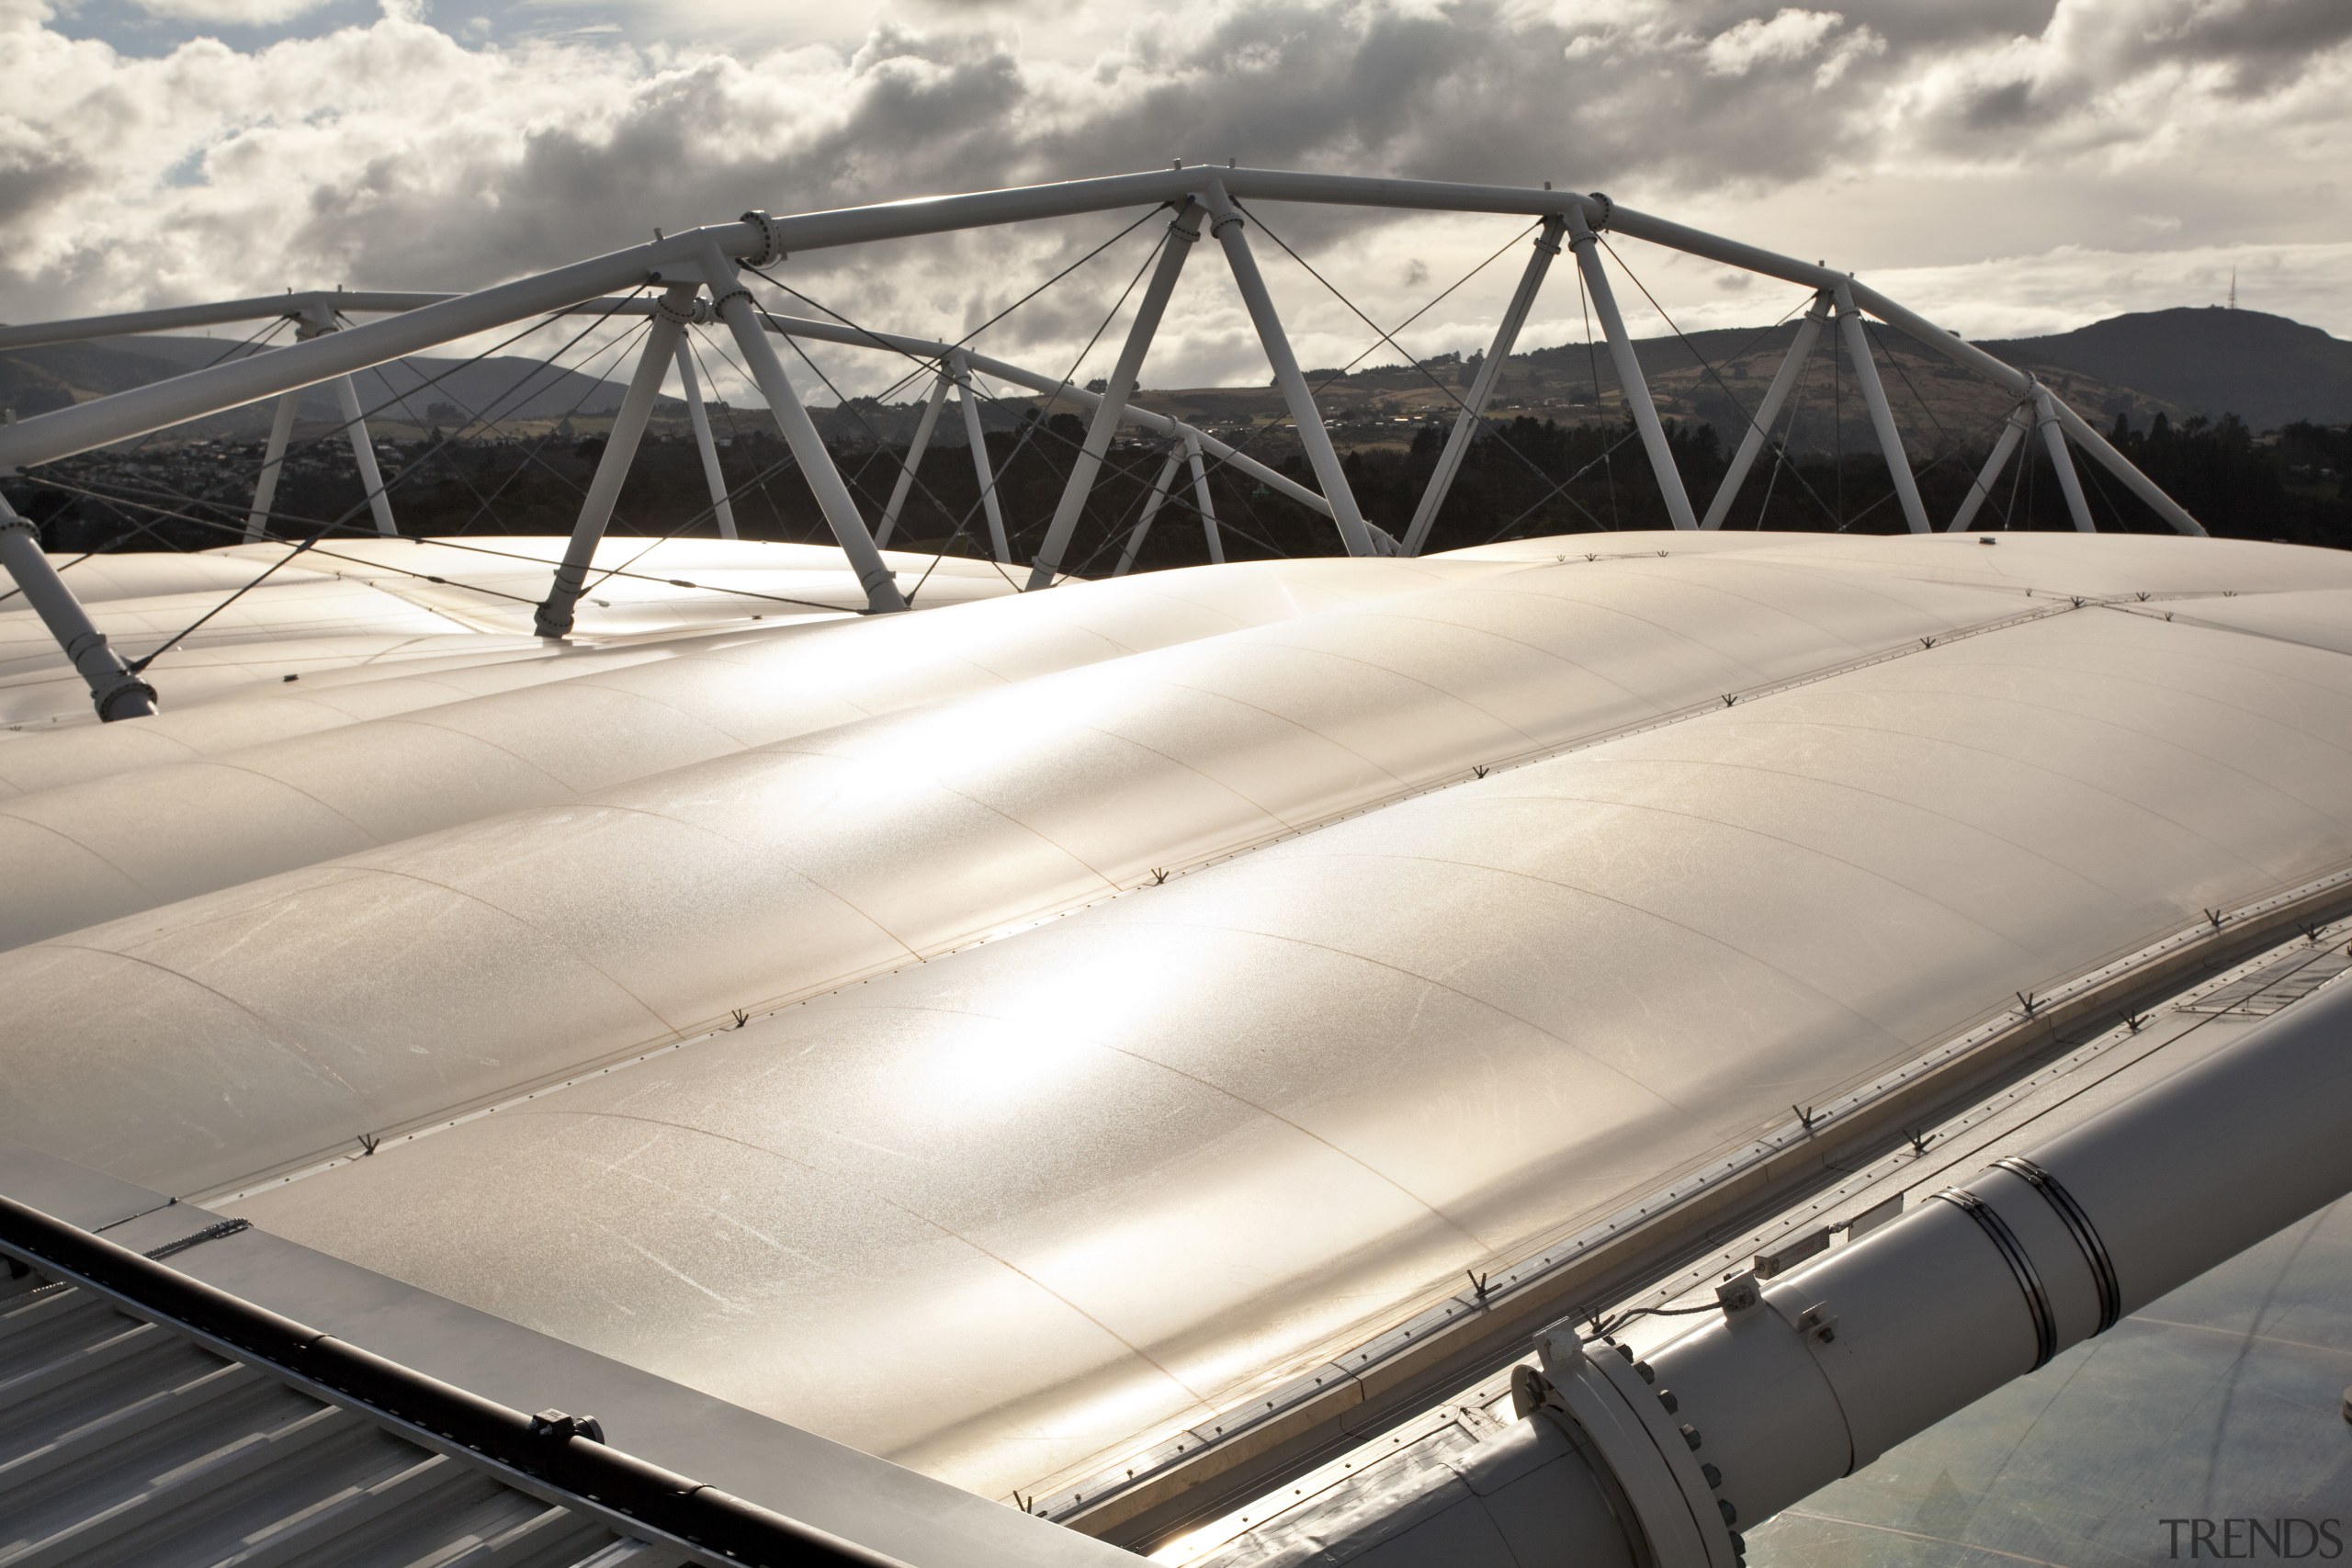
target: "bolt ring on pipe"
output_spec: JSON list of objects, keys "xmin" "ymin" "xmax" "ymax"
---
[
  {"xmin": 1933, "ymin": 1188, "xmax": 2059, "ymax": 1368},
  {"xmin": 1993, "ymin": 1156, "xmax": 2123, "ymax": 1335}
]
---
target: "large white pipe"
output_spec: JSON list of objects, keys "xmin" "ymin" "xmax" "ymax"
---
[
  {"xmin": 1186, "ymin": 429, "xmax": 1222, "ymax": 566},
  {"xmin": 535, "ymin": 285, "xmax": 695, "ymax": 637},
  {"xmin": 2035, "ymin": 384, "xmax": 2099, "ymax": 533},
  {"xmin": 1625, "ymin": 967, "xmax": 2352, "ymax": 1546},
  {"xmin": 0, "ymin": 499, "xmax": 156, "ymax": 721},
  {"xmin": 0, "ymin": 172, "xmax": 2196, "ymax": 533},
  {"xmin": 1029, "ymin": 202, "xmax": 1203, "ymax": 588},
  {"xmin": 243, "ymin": 391, "xmax": 300, "ymax": 541},
  {"xmin": 1948, "ymin": 401, "xmax": 2032, "ymax": 533},
  {"xmin": 752, "ymin": 314, "xmax": 1332, "ymax": 520},
  {"xmin": 1563, "ymin": 202, "xmax": 1698, "ymax": 530},
  {"xmin": 1315, "ymin": 968, "xmax": 2352, "ymax": 1567},
  {"xmin": 691, "ymin": 238, "xmax": 908, "ymax": 615},
  {"xmin": 1202, "ymin": 181, "xmax": 1377, "ymax": 558},
  {"xmin": 949, "ymin": 350, "xmax": 1012, "ymax": 564},
  {"xmin": 1833, "ymin": 282, "xmax": 1930, "ymax": 534},
  {"xmin": 0, "ymin": 225, "xmax": 762, "ymax": 473},
  {"xmin": 328, "ymin": 375, "xmax": 399, "ymax": 537},
  {"xmin": 1401, "ymin": 217, "xmax": 1565, "ymax": 556},
  {"xmin": 1113, "ymin": 446, "xmax": 1185, "ymax": 576},
  {"xmin": 874, "ymin": 372, "xmax": 951, "ymax": 548},
  {"xmin": 0, "ymin": 290, "xmax": 450, "ymax": 352},
  {"xmin": 0, "ymin": 171, "xmax": 2209, "ymax": 552},
  {"xmin": 2052, "ymin": 398, "xmax": 2207, "ymax": 536},
  {"xmin": 673, "ymin": 334, "xmax": 740, "ymax": 540},
  {"xmin": 1700, "ymin": 292, "xmax": 1830, "ymax": 531}
]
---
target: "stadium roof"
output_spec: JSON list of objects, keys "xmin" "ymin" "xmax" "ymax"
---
[{"xmin": 6, "ymin": 528, "xmax": 2352, "ymax": 1533}]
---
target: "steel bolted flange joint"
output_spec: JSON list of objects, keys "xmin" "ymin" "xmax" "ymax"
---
[{"xmin": 737, "ymin": 209, "xmax": 787, "ymax": 270}]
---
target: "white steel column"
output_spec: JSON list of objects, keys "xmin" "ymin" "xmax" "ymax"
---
[
  {"xmin": 1402, "ymin": 216, "xmax": 1566, "ymax": 556},
  {"xmin": 535, "ymin": 284, "xmax": 698, "ymax": 637},
  {"xmin": 1560, "ymin": 203, "xmax": 1698, "ymax": 530},
  {"xmin": 292, "ymin": 302, "xmax": 400, "ymax": 538},
  {"xmin": 0, "ymin": 497, "xmax": 155, "ymax": 720},
  {"xmin": 1700, "ymin": 290, "xmax": 1832, "ymax": 530},
  {"xmin": 950, "ymin": 350, "xmax": 1012, "ymax": 564},
  {"xmin": 1948, "ymin": 400, "xmax": 2033, "ymax": 532},
  {"xmin": 1201, "ymin": 181, "xmax": 1377, "ymax": 558},
  {"xmin": 1832, "ymin": 282, "xmax": 1930, "ymax": 534},
  {"xmin": 329, "ymin": 374, "xmax": 399, "ymax": 536},
  {"xmin": 2034, "ymin": 384, "xmax": 2098, "ymax": 533},
  {"xmin": 875, "ymin": 370, "xmax": 951, "ymax": 548},
  {"xmin": 1185, "ymin": 429, "xmax": 1223, "ymax": 565},
  {"xmin": 1028, "ymin": 202, "xmax": 1204, "ymax": 589},
  {"xmin": 696, "ymin": 238, "xmax": 907, "ymax": 615},
  {"xmin": 243, "ymin": 390, "xmax": 301, "ymax": 541},
  {"xmin": 672, "ymin": 335, "xmax": 739, "ymax": 541},
  {"xmin": 1114, "ymin": 446, "xmax": 1185, "ymax": 576}
]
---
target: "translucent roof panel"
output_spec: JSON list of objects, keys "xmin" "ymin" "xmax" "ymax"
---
[
  {"xmin": 0, "ymin": 548, "xmax": 338, "ymax": 604},
  {"xmin": 210, "ymin": 604, "xmax": 2352, "ymax": 1507},
  {"xmin": 2145, "ymin": 586, "xmax": 2352, "ymax": 657},
  {"xmin": 0, "ymin": 554, "xmax": 1519, "ymax": 949},
  {"xmin": 0, "ymin": 578, "xmax": 475, "ymax": 725},
  {"xmin": 0, "ymin": 554, "xmax": 2024, "ymax": 1199},
  {"xmin": 1441, "ymin": 529, "xmax": 2352, "ymax": 601},
  {"xmin": 0, "ymin": 639, "xmax": 683, "ymax": 800},
  {"xmin": 1733, "ymin": 529, "xmax": 2352, "ymax": 599}
]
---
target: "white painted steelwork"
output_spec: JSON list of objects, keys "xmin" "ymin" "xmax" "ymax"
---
[
  {"xmin": 672, "ymin": 336, "xmax": 740, "ymax": 541},
  {"xmin": 537, "ymin": 284, "xmax": 700, "ymax": 637},
  {"xmin": 873, "ymin": 373, "xmax": 951, "ymax": 550},
  {"xmin": 1030, "ymin": 203, "xmax": 1204, "ymax": 589},
  {"xmin": 243, "ymin": 391, "xmax": 301, "ymax": 541},
  {"xmin": 1302, "ymin": 957, "xmax": 2352, "ymax": 1568},
  {"xmin": 1832, "ymin": 281, "xmax": 1929, "ymax": 534},
  {"xmin": 1949, "ymin": 400, "xmax": 2033, "ymax": 533},
  {"xmin": 1700, "ymin": 290, "xmax": 1831, "ymax": 531},
  {"xmin": 1563, "ymin": 199, "xmax": 1698, "ymax": 530},
  {"xmin": 1201, "ymin": 181, "xmax": 1380, "ymax": 558},
  {"xmin": 1114, "ymin": 446, "xmax": 1185, "ymax": 577},
  {"xmin": 0, "ymin": 165, "xmax": 2209, "ymax": 713},
  {"xmin": 1401, "ymin": 217, "xmax": 1566, "ymax": 556},
  {"xmin": 949, "ymin": 349, "xmax": 1012, "ymax": 566}
]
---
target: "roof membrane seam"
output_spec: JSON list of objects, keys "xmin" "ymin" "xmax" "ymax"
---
[
  {"xmin": 1514, "ymin": 758, "xmax": 2158, "ymax": 909},
  {"xmin": 32, "ymin": 939, "xmax": 383, "ymax": 1142},
  {"xmin": 1668, "ymin": 714, "xmax": 2291, "ymax": 882},
  {"xmin": 0, "ymin": 807, "xmax": 165, "ymax": 897}
]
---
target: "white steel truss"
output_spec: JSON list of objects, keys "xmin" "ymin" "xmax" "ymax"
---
[{"xmin": 0, "ymin": 165, "xmax": 2208, "ymax": 720}]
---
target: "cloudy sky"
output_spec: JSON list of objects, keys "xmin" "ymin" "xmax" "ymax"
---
[{"xmin": 3, "ymin": 0, "xmax": 2347, "ymax": 396}]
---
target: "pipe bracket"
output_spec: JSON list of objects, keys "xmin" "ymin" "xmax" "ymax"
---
[{"xmin": 1533, "ymin": 1326, "xmax": 1743, "ymax": 1568}]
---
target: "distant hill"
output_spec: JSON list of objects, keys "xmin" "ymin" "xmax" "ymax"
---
[
  {"xmin": 1977, "ymin": 308, "xmax": 2352, "ymax": 431},
  {"xmin": 0, "ymin": 333, "xmax": 658, "ymax": 438},
  {"xmin": 6, "ymin": 304, "xmax": 2346, "ymax": 459}
]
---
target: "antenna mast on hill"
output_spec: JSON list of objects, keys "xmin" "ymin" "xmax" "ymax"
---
[{"xmin": 2228, "ymin": 267, "xmax": 2237, "ymax": 310}]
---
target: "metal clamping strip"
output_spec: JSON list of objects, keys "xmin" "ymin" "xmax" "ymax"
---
[
  {"xmin": 1992, "ymin": 1156, "xmax": 2122, "ymax": 1335},
  {"xmin": 1933, "ymin": 1189, "xmax": 2057, "ymax": 1369}
]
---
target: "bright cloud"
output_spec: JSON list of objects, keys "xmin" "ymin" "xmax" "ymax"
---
[
  {"xmin": 1702, "ymin": 7, "xmax": 1842, "ymax": 75},
  {"xmin": 129, "ymin": 0, "xmax": 340, "ymax": 23},
  {"xmin": 0, "ymin": 0, "xmax": 2346, "ymax": 400}
]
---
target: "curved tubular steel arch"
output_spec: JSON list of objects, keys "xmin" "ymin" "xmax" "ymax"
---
[{"xmin": 0, "ymin": 165, "xmax": 2207, "ymax": 715}]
